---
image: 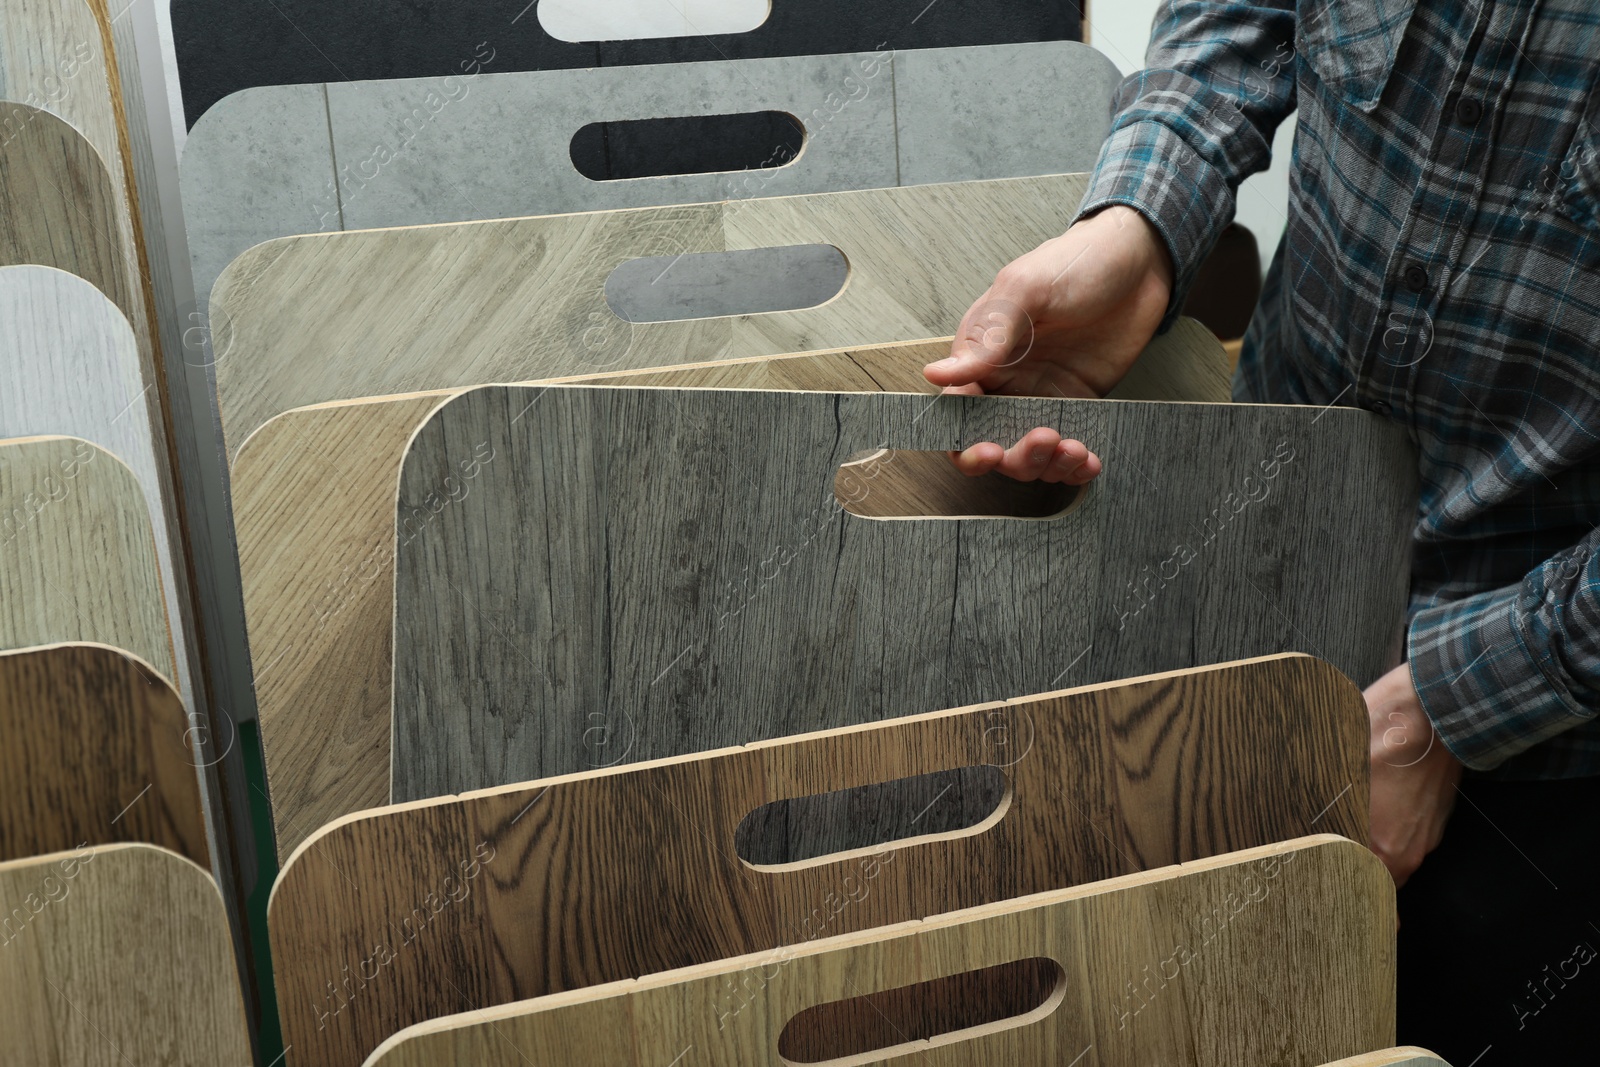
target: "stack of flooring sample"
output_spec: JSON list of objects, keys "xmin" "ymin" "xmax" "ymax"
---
[
  {"xmin": 0, "ymin": 844, "xmax": 251, "ymax": 1064},
  {"xmin": 390, "ymin": 385, "xmax": 1416, "ymax": 802},
  {"xmin": 270, "ymin": 657, "xmax": 1376, "ymax": 1066}
]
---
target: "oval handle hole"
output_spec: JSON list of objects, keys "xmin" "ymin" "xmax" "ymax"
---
[
  {"xmin": 778, "ymin": 957, "xmax": 1066, "ymax": 1066},
  {"xmin": 604, "ymin": 244, "xmax": 846, "ymax": 323},
  {"xmin": 571, "ymin": 111, "xmax": 804, "ymax": 181},
  {"xmin": 836, "ymin": 450, "xmax": 1084, "ymax": 520},
  {"xmin": 539, "ymin": 0, "xmax": 771, "ymax": 43},
  {"xmin": 735, "ymin": 765, "xmax": 1008, "ymax": 870}
]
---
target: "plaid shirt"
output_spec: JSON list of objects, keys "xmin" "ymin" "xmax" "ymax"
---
[{"xmin": 1078, "ymin": 0, "xmax": 1600, "ymax": 778}]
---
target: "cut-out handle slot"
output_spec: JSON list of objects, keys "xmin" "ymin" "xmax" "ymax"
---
[
  {"xmin": 604, "ymin": 245, "xmax": 846, "ymax": 323},
  {"xmin": 539, "ymin": 0, "xmax": 771, "ymax": 42},
  {"xmin": 735, "ymin": 766, "xmax": 1008, "ymax": 869},
  {"xmin": 778, "ymin": 957, "xmax": 1066, "ymax": 1066},
  {"xmin": 836, "ymin": 450, "xmax": 1084, "ymax": 520},
  {"xmin": 571, "ymin": 112, "xmax": 804, "ymax": 181}
]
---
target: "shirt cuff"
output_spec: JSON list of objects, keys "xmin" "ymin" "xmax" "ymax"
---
[
  {"xmin": 1075, "ymin": 117, "xmax": 1236, "ymax": 333},
  {"xmin": 1409, "ymin": 580, "xmax": 1599, "ymax": 771}
]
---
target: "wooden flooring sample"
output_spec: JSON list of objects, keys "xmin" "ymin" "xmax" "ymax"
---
[
  {"xmin": 181, "ymin": 44, "xmax": 1119, "ymax": 313},
  {"xmin": 0, "ymin": 642, "xmax": 206, "ymax": 868},
  {"xmin": 236, "ymin": 326, "xmax": 1228, "ymax": 854},
  {"xmin": 172, "ymin": 0, "xmax": 1078, "ymax": 130},
  {"xmin": 0, "ymin": 843, "xmax": 251, "ymax": 1065},
  {"xmin": 214, "ymin": 172, "xmax": 1100, "ymax": 458},
  {"xmin": 1321, "ymin": 1052, "xmax": 1451, "ymax": 1067},
  {"xmin": 0, "ymin": 436, "xmax": 173, "ymax": 680},
  {"xmin": 392, "ymin": 386, "xmax": 1417, "ymax": 802},
  {"xmin": 0, "ymin": 267, "xmax": 194, "ymax": 702},
  {"xmin": 272, "ymin": 658, "xmax": 1373, "ymax": 1067}
]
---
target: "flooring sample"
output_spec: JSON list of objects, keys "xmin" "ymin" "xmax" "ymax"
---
[
  {"xmin": 392, "ymin": 386, "xmax": 1417, "ymax": 801},
  {"xmin": 271, "ymin": 659, "xmax": 1376, "ymax": 1067},
  {"xmin": 181, "ymin": 44, "xmax": 1120, "ymax": 312},
  {"xmin": 0, "ymin": 436, "xmax": 173, "ymax": 679},
  {"xmin": 0, "ymin": 268, "xmax": 194, "ymax": 699},
  {"xmin": 0, "ymin": 843, "xmax": 251, "ymax": 1065},
  {"xmin": 235, "ymin": 327, "xmax": 1228, "ymax": 855},
  {"xmin": 0, "ymin": 642, "xmax": 207, "ymax": 868},
  {"xmin": 211, "ymin": 173, "xmax": 1098, "ymax": 458},
  {"xmin": 1321, "ymin": 1052, "xmax": 1451, "ymax": 1067},
  {"xmin": 173, "ymin": 0, "xmax": 1079, "ymax": 129},
  {"xmin": 281, "ymin": 831, "xmax": 1395, "ymax": 1067}
]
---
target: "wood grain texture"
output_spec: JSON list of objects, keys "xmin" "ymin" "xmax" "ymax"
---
[
  {"xmin": 236, "ymin": 326, "xmax": 1226, "ymax": 854},
  {"xmin": 272, "ymin": 659, "xmax": 1374, "ymax": 1067},
  {"xmin": 365, "ymin": 840, "xmax": 1392, "ymax": 1066},
  {"xmin": 0, "ymin": 843, "xmax": 251, "ymax": 1065},
  {"xmin": 180, "ymin": 45, "xmax": 1120, "ymax": 313},
  {"xmin": 0, "ymin": 436, "xmax": 172, "ymax": 679},
  {"xmin": 0, "ymin": 642, "xmax": 206, "ymax": 868},
  {"xmin": 215, "ymin": 173, "xmax": 1107, "ymax": 458},
  {"xmin": 1319, "ymin": 1052, "xmax": 1450, "ymax": 1067},
  {"xmin": 0, "ymin": 267, "xmax": 193, "ymax": 701},
  {"xmin": 392, "ymin": 386, "xmax": 1417, "ymax": 802}
]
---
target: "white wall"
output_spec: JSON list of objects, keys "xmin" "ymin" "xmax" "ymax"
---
[{"xmin": 1086, "ymin": 0, "xmax": 1293, "ymax": 269}]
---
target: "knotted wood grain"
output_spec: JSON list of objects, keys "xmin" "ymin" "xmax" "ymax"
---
[
  {"xmin": 214, "ymin": 173, "xmax": 1122, "ymax": 458},
  {"xmin": 0, "ymin": 642, "xmax": 206, "ymax": 868},
  {"xmin": 0, "ymin": 436, "xmax": 172, "ymax": 679},
  {"xmin": 0, "ymin": 843, "xmax": 250, "ymax": 1065},
  {"xmin": 235, "ymin": 324, "xmax": 1227, "ymax": 854},
  {"xmin": 300, "ymin": 836, "xmax": 1393, "ymax": 1067},
  {"xmin": 391, "ymin": 386, "xmax": 1416, "ymax": 802}
]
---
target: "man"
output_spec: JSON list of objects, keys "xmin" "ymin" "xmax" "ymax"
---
[{"xmin": 925, "ymin": 1, "xmax": 1600, "ymax": 1057}]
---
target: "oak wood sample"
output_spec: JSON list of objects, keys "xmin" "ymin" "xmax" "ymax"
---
[
  {"xmin": 392, "ymin": 386, "xmax": 1417, "ymax": 801},
  {"xmin": 173, "ymin": 0, "xmax": 1078, "ymax": 129},
  {"xmin": 0, "ymin": 436, "xmax": 173, "ymax": 679},
  {"xmin": 0, "ymin": 242, "xmax": 195, "ymax": 707},
  {"xmin": 214, "ymin": 172, "xmax": 1106, "ymax": 458},
  {"xmin": 236, "ymin": 326, "xmax": 1228, "ymax": 854},
  {"xmin": 0, "ymin": 843, "xmax": 251, "ymax": 1065},
  {"xmin": 272, "ymin": 659, "xmax": 1373, "ymax": 1067},
  {"xmin": 1321, "ymin": 1052, "xmax": 1451, "ymax": 1067},
  {"xmin": 0, "ymin": 642, "xmax": 206, "ymax": 868},
  {"xmin": 181, "ymin": 44, "xmax": 1120, "ymax": 313}
]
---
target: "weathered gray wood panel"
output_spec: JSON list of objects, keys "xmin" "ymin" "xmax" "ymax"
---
[{"xmin": 392, "ymin": 386, "xmax": 1418, "ymax": 801}]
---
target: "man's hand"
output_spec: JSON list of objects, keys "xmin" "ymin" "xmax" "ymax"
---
[
  {"xmin": 1366, "ymin": 661, "xmax": 1465, "ymax": 887},
  {"xmin": 924, "ymin": 205, "xmax": 1175, "ymax": 483}
]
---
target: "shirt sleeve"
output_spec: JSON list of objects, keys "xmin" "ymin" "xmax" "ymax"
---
[
  {"xmin": 1076, "ymin": 0, "xmax": 1301, "ymax": 328},
  {"xmin": 1409, "ymin": 527, "xmax": 1600, "ymax": 771}
]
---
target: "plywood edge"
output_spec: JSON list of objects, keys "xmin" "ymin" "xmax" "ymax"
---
[
  {"xmin": 273, "ymin": 653, "xmax": 1337, "ymax": 910},
  {"xmin": 1319, "ymin": 1050, "xmax": 1450, "ymax": 1067},
  {"xmin": 0, "ymin": 839, "xmax": 212, "ymax": 883},
  {"xmin": 359, "ymin": 834, "xmax": 1379, "ymax": 1062},
  {"xmin": 0, "ymin": 637, "xmax": 174, "ymax": 686}
]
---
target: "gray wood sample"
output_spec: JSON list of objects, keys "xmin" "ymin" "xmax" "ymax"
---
[
  {"xmin": 392, "ymin": 386, "xmax": 1419, "ymax": 801},
  {"xmin": 0, "ymin": 266, "xmax": 195, "ymax": 702},
  {"xmin": 181, "ymin": 43, "xmax": 1119, "ymax": 313},
  {"xmin": 211, "ymin": 172, "xmax": 1098, "ymax": 458}
]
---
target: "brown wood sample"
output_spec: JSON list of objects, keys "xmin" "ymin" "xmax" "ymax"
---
[
  {"xmin": 0, "ymin": 642, "xmax": 207, "ymax": 868},
  {"xmin": 270, "ymin": 655, "xmax": 1372, "ymax": 1067},
  {"xmin": 0, "ymin": 435, "xmax": 174, "ymax": 679},
  {"xmin": 1321, "ymin": 1052, "xmax": 1451, "ymax": 1067},
  {"xmin": 210, "ymin": 173, "xmax": 1235, "ymax": 458},
  {"xmin": 0, "ymin": 843, "xmax": 250, "ymax": 1065},
  {"xmin": 392, "ymin": 386, "xmax": 1417, "ymax": 803},
  {"xmin": 234, "ymin": 325, "xmax": 1226, "ymax": 855},
  {"xmin": 327, "ymin": 837, "xmax": 1394, "ymax": 1067}
]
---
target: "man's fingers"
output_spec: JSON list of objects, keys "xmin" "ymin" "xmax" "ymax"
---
[
  {"xmin": 1047, "ymin": 440, "xmax": 1103, "ymax": 485},
  {"xmin": 924, "ymin": 294, "xmax": 1035, "ymax": 387},
  {"xmin": 952, "ymin": 442, "xmax": 1004, "ymax": 476},
  {"xmin": 994, "ymin": 428, "xmax": 1063, "ymax": 482}
]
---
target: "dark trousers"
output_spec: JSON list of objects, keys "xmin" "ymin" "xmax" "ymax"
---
[{"xmin": 1398, "ymin": 775, "xmax": 1600, "ymax": 1062}]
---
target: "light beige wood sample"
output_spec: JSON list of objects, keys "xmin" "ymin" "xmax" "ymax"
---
[
  {"xmin": 358, "ymin": 837, "xmax": 1394, "ymax": 1067},
  {"xmin": 270, "ymin": 656, "xmax": 1374, "ymax": 1067},
  {"xmin": 211, "ymin": 173, "xmax": 1236, "ymax": 458},
  {"xmin": 0, "ymin": 642, "xmax": 206, "ymax": 868},
  {"xmin": 0, "ymin": 843, "xmax": 251, "ymax": 1065},
  {"xmin": 1320, "ymin": 1052, "xmax": 1451, "ymax": 1067},
  {"xmin": 0, "ymin": 436, "xmax": 173, "ymax": 679},
  {"xmin": 234, "ymin": 326, "xmax": 1226, "ymax": 854}
]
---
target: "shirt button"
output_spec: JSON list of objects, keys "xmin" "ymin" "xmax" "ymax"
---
[
  {"xmin": 1403, "ymin": 263, "xmax": 1429, "ymax": 292},
  {"xmin": 1456, "ymin": 97, "xmax": 1484, "ymax": 124}
]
